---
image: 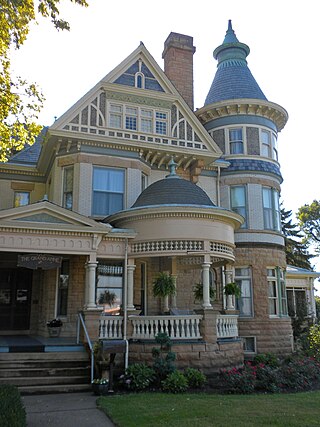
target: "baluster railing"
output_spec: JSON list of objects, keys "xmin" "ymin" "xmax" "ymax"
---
[
  {"xmin": 216, "ymin": 314, "xmax": 239, "ymax": 339},
  {"xmin": 99, "ymin": 316, "xmax": 123, "ymax": 339}
]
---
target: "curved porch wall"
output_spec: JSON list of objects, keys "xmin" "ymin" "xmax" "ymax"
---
[
  {"xmin": 235, "ymin": 246, "xmax": 293, "ymax": 355},
  {"xmin": 120, "ymin": 216, "xmax": 236, "ymax": 245}
]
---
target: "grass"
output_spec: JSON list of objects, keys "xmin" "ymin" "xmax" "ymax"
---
[{"xmin": 97, "ymin": 391, "xmax": 320, "ymax": 427}]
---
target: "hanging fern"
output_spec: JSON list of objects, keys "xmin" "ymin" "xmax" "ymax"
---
[{"xmin": 152, "ymin": 272, "xmax": 176, "ymax": 298}]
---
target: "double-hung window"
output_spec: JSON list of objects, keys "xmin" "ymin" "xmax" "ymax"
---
[
  {"xmin": 261, "ymin": 129, "xmax": 278, "ymax": 160},
  {"xmin": 229, "ymin": 128, "xmax": 243, "ymax": 154},
  {"xmin": 155, "ymin": 112, "xmax": 167, "ymax": 135},
  {"xmin": 92, "ymin": 167, "xmax": 125, "ymax": 216},
  {"xmin": 109, "ymin": 104, "xmax": 122, "ymax": 128},
  {"xmin": 235, "ymin": 267, "xmax": 253, "ymax": 317},
  {"xmin": 230, "ymin": 186, "xmax": 247, "ymax": 228},
  {"xmin": 268, "ymin": 267, "xmax": 288, "ymax": 317},
  {"xmin": 262, "ymin": 187, "xmax": 280, "ymax": 231},
  {"xmin": 63, "ymin": 166, "xmax": 73, "ymax": 210},
  {"xmin": 14, "ymin": 191, "xmax": 30, "ymax": 207},
  {"xmin": 125, "ymin": 107, "xmax": 138, "ymax": 130}
]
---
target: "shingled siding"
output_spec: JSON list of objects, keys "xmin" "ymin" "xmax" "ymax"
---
[
  {"xmin": 235, "ymin": 246, "xmax": 293, "ymax": 355},
  {"xmin": 246, "ymin": 127, "xmax": 260, "ymax": 155}
]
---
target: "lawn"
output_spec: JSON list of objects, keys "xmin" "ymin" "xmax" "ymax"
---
[{"xmin": 97, "ymin": 391, "xmax": 320, "ymax": 427}]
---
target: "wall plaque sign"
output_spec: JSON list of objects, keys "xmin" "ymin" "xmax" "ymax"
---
[{"xmin": 17, "ymin": 254, "xmax": 62, "ymax": 270}]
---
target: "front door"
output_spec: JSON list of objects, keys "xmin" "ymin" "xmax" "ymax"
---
[{"xmin": 0, "ymin": 268, "xmax": 32, "ymax": 330}]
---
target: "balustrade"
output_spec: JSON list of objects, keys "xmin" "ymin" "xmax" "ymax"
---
[{"xmin": 216, "ymin": 314, "xmax": 238, "ymax": 339}]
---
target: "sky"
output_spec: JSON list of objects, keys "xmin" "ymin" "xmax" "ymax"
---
[{"xmin": 10, "ymin": 0, "xmax": 320, "ymax": 278}]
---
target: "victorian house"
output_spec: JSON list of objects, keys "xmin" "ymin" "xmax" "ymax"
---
[{"xmin": 0, "ymin": 22, "xmax": 317, "ymax": 389}]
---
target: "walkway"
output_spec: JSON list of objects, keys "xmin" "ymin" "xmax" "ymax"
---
[{"xmin": 22, "ymin": 392, "xmax": 115, "ymax": 427}]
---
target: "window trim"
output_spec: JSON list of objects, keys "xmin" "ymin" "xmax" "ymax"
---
[
  {"xmin": 108, "ymin": 102, "xmax": 169, "ymax": 136},
  {"xmin": 62, "ymin": 166, "xmax": 74, "ymax": 210},
  {"xmin": 267, "ymin": 267, "xmax": 288, "ymax": 317},
  {"xmin": 262, "ymin": 187, "xmax": 281, "ymax": 231},
  {"xmin": 14, "ymin": 191, "xmax": 30, "ymax": 207},
  {"xmin": 235, "ymin": 267, "xmax": 253, "ymax": 318},
  {"xmin": 230, "ymin": 185, "xmax": 248, "ymax": 228},
  {"xmin": 227, "ymin": 127, "xmax": 244, "ymax": 155}
]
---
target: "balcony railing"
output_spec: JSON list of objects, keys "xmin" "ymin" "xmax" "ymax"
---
[
  {"xmin": 216, "ymin": 314, "xmax": 238, "ymax": 339},
  {"xmin": 130, "ymin": 315, "xmax": 203, "ymax": 340},
  {"xmin": 98, "ymin": 313, "xmax": 239, "ymax": 341}
]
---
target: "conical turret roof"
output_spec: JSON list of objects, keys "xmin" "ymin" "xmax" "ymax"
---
[{"xmin": 204, "ymin": 20, "xmax": 267, "ymax": 105}]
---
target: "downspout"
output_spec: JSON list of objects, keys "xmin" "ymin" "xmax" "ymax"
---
[{"xmin": 123, "ymin": 238, "xmax": 129, "ymax": 369}]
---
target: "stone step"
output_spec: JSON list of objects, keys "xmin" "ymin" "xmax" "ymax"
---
[
  {"xmin": 0, "ymin": 375, "xmax": 89, "ymax": 387},
  {"xmin": 20, "ymin": 383, "xmax": 92, "ymax": 395},
  {"xmin": 0, "ymin": 366, "xmax": 90, "ymax": 378},
  {"xmin": 0, "ymin": 360, "xmax": 90, "ymax": 370},
  {"xmin": 0, "ymin": 351, "xmax": 89, "ymax": 361}
]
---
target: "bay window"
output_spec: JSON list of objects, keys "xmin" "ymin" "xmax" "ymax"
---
[
  {"xmin": 235, "ymin": 267, "xmax": 253, "ymax": 317},
  {"xmin": 229, "ymin": 128, "xmax": 243, "ymax": 154},
  {"xmin": 92, "ymin": 167, "xmax": 125, "ymax": 216},
  {"xmin": 262, "ymin": 187, "xmax": 280, "ymax": 231},
  {"xmin": 230, "ymin": 186, "xmax": 247, "ymax": 228}
]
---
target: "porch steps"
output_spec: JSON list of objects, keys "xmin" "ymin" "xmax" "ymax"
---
[{"xmin": 0, "ymin": 351, "xmax": 91, "ymax": 394}]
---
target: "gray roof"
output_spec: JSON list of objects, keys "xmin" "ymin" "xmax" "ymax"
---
[
  {"xmin": 7, "ymin": 127, "xmax": 47, "ymax": 166},
  {"xmin": 132, "ymin": 176, "xmax": 215, "ymax": 208},
  {"xmin": 204, "ymin": 21, "xmax": 267, "ymax": 105}
]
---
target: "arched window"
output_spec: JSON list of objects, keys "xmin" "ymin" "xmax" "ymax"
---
[{"xmin": 135, "ymin": 72, "xmax": 145, "ymax": 89}]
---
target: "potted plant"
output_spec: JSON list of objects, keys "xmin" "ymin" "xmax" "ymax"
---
[
  {"xmin": 224, "ymin": 282, "xmax": 241, "ymax": 297},
  {"xmin": 193, "ymin": 283, "xmax": 215, "ymax": 303},
  {"xmin": 224, "ymin": 282, "xmax": 241, "ymax": 311},
  {"xmin": 91, "ymin": 378, "xmax": 109, "ymax": 395},
  {"xmin": 46, "ymin": 318, "xmax": 63, "ymax": 337},
  {"xmin": 153, "ymin": 272, "xmax": 176, "ymax": 313}
]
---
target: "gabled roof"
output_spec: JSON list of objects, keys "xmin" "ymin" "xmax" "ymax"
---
[{"xmin": 0, "ymin": 199, "xmax": 112, "ymax": 234}]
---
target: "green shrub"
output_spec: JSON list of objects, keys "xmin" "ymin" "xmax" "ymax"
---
[
  {"xmin": 119, "ymin": 363, "xmax": 155, "ymax": 391},
  {"xmin": 184, "ymin": 368, "xmax": 207, "ymax": 388},
  {"xmin": 253, "ymin": 352, "xmax": 280, "ymax": 368},
  {"xmin": 152, "ymin": 333, "xmax": 176, "ymax": 385},
  {"xmin": 0, "ymin": 384, "xmax": 26, "ymax": 427},
  {"xmin": 161, "ymin": 370, "xmax": 188, "ymax": 393},
  {"xmin": 306, "ymin": 324, "xmax": 320, "ymax": 360}
]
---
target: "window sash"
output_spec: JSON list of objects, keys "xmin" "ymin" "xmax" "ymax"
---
[
  {"xmin": 14, "ymin": 192, "xmax": 30, "ymax": 207},
  {"xmin": 263, "ymin": 187, "xmax": 280, "ymax": 231},
  {"xmin": 230, "ymin": 186, "xmax": 247, "ymax": 228},
  {"xmin": 235, "ymin": 268, "xmax": 253, "ymax": 317},
  {"xmin": 229, "ymin": 128, "xmax": 243, "ymax": 154},
  {"xmin": 92, "ymin": 167, "xmax": 124, "ymax": 216}
]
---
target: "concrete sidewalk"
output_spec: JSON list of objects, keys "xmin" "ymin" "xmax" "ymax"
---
[{"xmin": 22, "ymin": 392, "xmax": 115, "ymax": 427}]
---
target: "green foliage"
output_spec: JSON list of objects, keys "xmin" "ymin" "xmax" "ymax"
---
[
  {"xmin": 193, "ymin": 283, "xmax": 215, "ymax": 302},
  {"xmin": 184, "ymin": 367, "xmax": 207, "ymax": 388},
  {"xmin": 306, "ymin": 324, "xmax": 320, "ymax": 360},
  {"xmin": 152, "ymin": 333, "xmax": 176, "ymax": 384},
  {"xmin": 253, "ymin": 352, "xmax": 280, "ymax": 368},
  {"xmin": 0, "ymin": 0, "xmax": 88, "ymax": 161},
  {"xmin": 298, "ymin": 200, "xmax": 320, "ymax": 252},
  {"xmin": 281, "ymin": 205, "xmax": 315, "ymax": 269},
  {"xmin": 161, "ymin": 370, "xmax": 188, "ymax": 393},
  {"xmin": 98, "ymin": 290, "xmax": 117, "ymax": 306},
  {"xmin": 119, "ymin": 363, "xmax": 155, "ymax": 391},
  {"xmin": 224, "ymin": 282, "xmax": 241, "ymax": 297},
  {"xmin": 152, "ymin": 272, "xmax": 176, "ymax": 298},
  {"xmin": 220, "ymin": 357, "xmax": 320, "ymax": 394},
  {"xmin": 316, "ymin": 296, "xmax": 320, "ymax": 320},
  {"xmin": 0, "ymin": 384, "xmax": 26, "ymax": 427}
]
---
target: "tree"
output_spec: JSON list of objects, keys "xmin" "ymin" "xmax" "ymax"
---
[
  {"xmin": 281, "ymin": 205, "xmax": 315, "ymax": 270},
  {"xmin": 0, "ymin": 0, "xmax": 88, "ymax": 162},
  {"xmin": 298, "ymin": 200, "xmax": 320, "ymax": 252}
]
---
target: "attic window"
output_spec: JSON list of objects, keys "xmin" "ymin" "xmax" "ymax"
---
[{"xmin": 135, "ymin": 72, "xmax": 145, "ymax": 89}]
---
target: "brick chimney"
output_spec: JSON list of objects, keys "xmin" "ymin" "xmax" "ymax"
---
[{"xmin": 162, "ymin": 32, "xmax": 196, "ymax": 110}]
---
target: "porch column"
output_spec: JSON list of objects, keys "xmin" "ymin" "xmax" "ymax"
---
[
  {"xmin": 127, "ymin": 263, "xmax": 136, "ymax": 310},
  {"xmin": 171, "ymin": 257, "xmax": 177, "ymax": 309},
  {"xmin": 202, "ymin": 261, "xmax": 212, "ymax": 309},
  {"xmin": 224, "ymin": 266, "xmax": 235, "ymax": 310},
  {"xmin": 85, "ymin": 261, "xmax": 98, "ymax": 309}
]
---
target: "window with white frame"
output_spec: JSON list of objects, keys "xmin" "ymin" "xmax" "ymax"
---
[
  {"xmin": 229, "ymin": 128, "xmax": 243, "ymax": 154},
  {"xmin": 262, "ymin": 187, "xmax": 281, "ymax": 231},
  {"xmin": 268, "ymin": 268, "xmax": 278, "ymax": 316},
  {"xmin": 287, "ymin": 288, "xmax": 308, "ymax": 317},
  {"xmin": 108, "ymin": 103, "xmax": 168, "ymax": 136},
  {"xmin": 96, "ymin": 262, "xmax": 123, "ymax": 315},
  {"xmin": 235, "ymin": 267, "xmax": 253, "ymax": 317},
  {"xmin": 267, "ymin": 267, "xmax": 288, "ymax": 317},
  {"xmin": 242, "ymin": 336, "xmax": 256, "ymax": 353},
  {"xmin": 261, "ymin": 129, "xmax": 278, "ymax": 160},
  {"xmin": 63, "ymin": 166, "xmax": 73, "ymax": 210},
  {"xmin": 141, "ymin": 173, "xmax": 148, "ymax": 191},
  {"xmin": 230, "ymin": 186, "xmax": 247, "ymax": 228},
  {"xmin": 92, "ymin": 167, "xmax": 125, "ymax": 217},
  {"xmin": 14, "ymin": 191, "xmax": 30, "ymax": 207}
]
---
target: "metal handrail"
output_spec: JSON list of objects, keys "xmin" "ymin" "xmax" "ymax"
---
[{"xmin": 77, "ymin": 312, "xmax": 94, "ymax": 382}]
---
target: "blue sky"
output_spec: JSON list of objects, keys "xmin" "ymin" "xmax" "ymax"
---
[{"xmin": 10, "ymin": 0, "xmax": 320, "ymax": 283}]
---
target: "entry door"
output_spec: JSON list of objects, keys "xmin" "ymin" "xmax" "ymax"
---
[{"xmin": 0, "ymin": 269, "xmax": 32, "ymax": 330}]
